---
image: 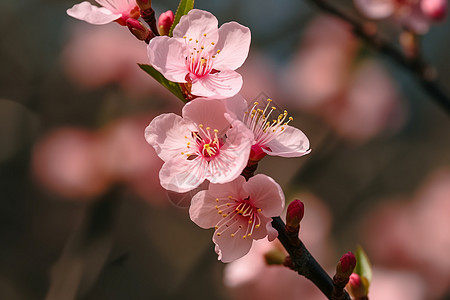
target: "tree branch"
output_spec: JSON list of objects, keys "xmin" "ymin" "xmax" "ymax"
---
[
  {"xmin": 307, "ymin": 0, "xmax": 450, "ymax": 115},
  {"xmin": 272, "ymin": 217, "xmax": 351, "ymax": 300}
]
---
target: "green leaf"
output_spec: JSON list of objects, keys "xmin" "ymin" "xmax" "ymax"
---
[
  {"xmin": 138, "ymin": 64, "xmax": 187, "ymax": 103},
  {"xmin": 354, "ymin": 245, "xmax": 372, "ymax": 285},
  {"xmin": 169, "ymin": 0, "xmax": 195, "ymax": 37}
]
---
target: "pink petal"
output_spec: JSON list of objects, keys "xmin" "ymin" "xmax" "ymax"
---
[
  {"xmin": 95, "ymin": 0, "xmax": 134, "ymax": 13},
  {"xmin": 173, "ymin": 9, "xmax": 219, "ymax": 44},
  {"xmin": 159, "ymin": 155, "xmax": 208, "ymax": 192},
  {"xmin": 67, "ymin": 2, "xmax": 121, "ymax": 25},
  {"xmin": 208, "ymin": 176, "xmax": 248, "ymax": 200},
  {"xmin": 213, "ymin": 22, "xmax": 251, "ymax": 70},
  {"xmin": 147, "ymin": 36, "xmax": 188, "ymax": 83},
  {"xmin": 354, "ymin": 0, "xmax": 394, "ymax": 19},
  {"xmin": 223, "ymin": 94, "xmax": 249, "ymax": 121},
  {"xmin": 265, "ymin": 220, "xmax": 279, "ymax": 241},
  {"xmin": 182, "ymin": 98, "xmax": 231, "ymax": 134},
  {"xmin": 213, "ymin": 223, "xmax": 254, "ymax": 263},
  {"xmin": 191, "ymin": 69, "xmax": 243, "ymax": 98},
  {"xmin": 189, "ymin": 190, "xmax": 224, "ymax": 228},
  {"xmin": 263, "ymin": 125, "xmax": 311, "ymax": 158},
  {"xmin": 243, "ymin": 174, "xmax": 285, "ymax": 217},
  {"xmin": 145, "ymin": 113, "xmax": 195, "ymax": 162},
  {"xmin": 206, "ymin": 121, "xmax": 252, "ymax": 184}
]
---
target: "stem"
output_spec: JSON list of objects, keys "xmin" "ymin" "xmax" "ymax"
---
[
  {"xmin": 272, "ymin": 217, "xmax": 351, "ymax": 300},
  {"xmin": 308, "ymin": 0, "xmax": 450, "ymax": 115}
]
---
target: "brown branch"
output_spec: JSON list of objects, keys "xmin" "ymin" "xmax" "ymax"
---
[
  {"xmin": 308, "ymin": 0, "xmax": 450, "ymax": 115},
  {"xmin": 272, "ymin": 217, "xmax": 351, "ymax": 300}
]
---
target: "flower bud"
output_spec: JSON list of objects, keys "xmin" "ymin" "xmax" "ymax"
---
[
  {"xmin": 336, "ymin": 252, "xmax": 357, "ymax": 279},
  {"xmin": 126, "ymin": 19, "xmax": 153, "ymax": 43},
  {"xmin": 158, "ymin": 10, "xmax": 174, "ymax": 36},
  {"xmin": 421, "ymin": 0, "xmax": 447, "ymax": 21},
  {"xmin": 136, "ymin": 0, "xmax": 152, "ymax": 11},
  {"xmin": 264, "ymin": 249, "xmax": 286, "ymax": 265},
  {"xmin": 286, "ymin": 200, "xmax": 304, "ymax": 231},
  {"xmin": 347, "ymin": 273, "xmax": 369, "ymax": 299}
]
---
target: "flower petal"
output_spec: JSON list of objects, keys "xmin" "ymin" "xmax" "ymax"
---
[
  {"xmin": 182, "ymin": 98, "xmax": 231, "ymax": 134},
  {"xmin": 148, "ymin": 36, "xmax": 188, "ymax": 83},
  {"xmin": 206, "ymin": 121, "xmax": 252, "ymax": 184},
  {"xmin": 223, "ymin": 94, "xmax": 249, "ymax": 121},
  {"xmin": 213, "ymin": 22, "xmax": 251, "ymax": 70},
  {"xmin": 189, "ymin": 190, "xmax": 224, "ymax": 228},
  {"xmin": 95, "ymin": 0, "xmax": 134, "ymax": 13},
  {"xmin": 213, "ymin": 225, "xmax": 254, "ymax": 263},
  {"xmin": 191, "ymin": 69, "xmax": 243, "ymax": 98},
  {"xmin": 354, "ymin": 0, "xmax": 394, "ymax": 19},
  {"xmin": 208, "ymin": 176, "xmax": 248, "ymax": 200},
  {"xmin": 173, "ymin": 9, "xmax": 219, "ymax": 44},
  {"xmin": 159, "ymin": 155, "xmax": 208, "ymax": 192},
  {"xmin": 263, "ymin": 125, "xmax": 311, "ymax": 158},
  {"xmin": 145, "ymin": 113, "xmax": 195, "ymax": 162},
  {"xmin": 243, "ymin": 174, "xmax": 285, "ymax": 217},
  {"xmin": 67, "ymin": 2, "xmax": 121, "ymax": 25}
]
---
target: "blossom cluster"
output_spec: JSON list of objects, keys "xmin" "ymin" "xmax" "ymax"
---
[
  {"xmin": 66, "ymin": 3, "xmax": 310, "ymax": 262},
  {"xmin": 144, "ymin": 9, "xmax": 310, "ymax": 262}
]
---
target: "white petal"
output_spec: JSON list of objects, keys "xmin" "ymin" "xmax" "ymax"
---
[
  {"xmin": 67, "ymin": 2, "xmax": 121, "ymax": 25},
  {"xmin": 263, "ymin": 125, "xmax": 311, "ymax": 158}
]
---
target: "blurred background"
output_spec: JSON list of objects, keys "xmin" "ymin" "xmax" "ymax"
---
[{"xmin": 1, "ymin": 0, "xmax": 450, "ymax": 299}]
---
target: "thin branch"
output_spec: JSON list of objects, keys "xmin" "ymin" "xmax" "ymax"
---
[
  {"xmin": 272, "ymin": 217, "xmax": 351, "ymax": 300},
  {"xmin": 307, "ymin": 0, "xmax": 450, "ymax": 115}
]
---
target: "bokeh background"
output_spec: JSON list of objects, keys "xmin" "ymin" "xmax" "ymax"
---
[{"xmin": 1, "ymin": 0, "xmax": 450, "ymax": 299}]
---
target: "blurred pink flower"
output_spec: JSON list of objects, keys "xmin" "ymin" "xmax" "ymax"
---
[
  {"xmin": 62, "ymin": 22, "xmax": 172, "ymax": 99},
  {"xmin": 189, "ymin": 174, "xmax": 284, "ymax": 262},
  {"xmin": 284, "ymin": 16, "xmax": 405, "ymax": 142},
  {"xmin": 223, "ymin": 194, "xmax": 333, "ymax": 299},
  {"xmin": 98, "ymin": 114, "xmax": 167, "ymax": 205},
  {"xmin": 362, "ymin": 168, "xmax": 450, "ymax": 298},
  {"xmin": 354, "ymin": 0, "xmax": 447, "ymax": 33},
  {"xmin": 148, "ymin": 9, "xmax": 251, "ymax": 98},
  {"xmin": 226, "ymin": 95, "xmax": 310, "ymax": 162},
  {"xmin": 32, "ymin": 128, "xmax": 110, "ymax": 199},
  {"xmin": 145, "ymin": 98, "xmax": 253, "ymax": 193},
  {"xmin": 369, "ymin": 268, "xmax": 427, "ymax": 300},
  {"xmin": 67, "ymin": 0, "xmax": 139, "ymax": 26}
]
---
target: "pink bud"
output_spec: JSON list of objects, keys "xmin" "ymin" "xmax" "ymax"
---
[
  {"xmin": 421, "ymin": 0, "xmax": 447, "ymax": 21},
  {"xmin": 126, "ymin": 19, "xmax": 153, "ymax": 43},
  {"xmin": 347, "ymin": 273, "xmax": 369, "ymax": 299},
  {"xmin": 336, "ymin": 252, "xmax": 357, "ymax": 278},
  {"xmin": 286, "ymin": 200, "xmax": 305, "ymax": 231},
  {"xmin": 158, "ymin": 10, "xmax": 174, "ymax": 36}
]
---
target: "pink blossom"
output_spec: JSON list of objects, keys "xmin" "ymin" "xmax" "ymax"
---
[
  {"xmin": 189, "ymin": 174, "xmax": 284, "ymax": 262},
  {"xmin": 67, "ymin": 0, "xmax": 139, "ymax": 26},
  {"xmin": 224, "ymin": 194, "xmax": 334, "ymax": 299},
  {"xmin": 226, "ymin": 95, "xmax": 310, "ymax": 162},
  {"xmin": 145, "ymin": 98, "xmax": 253, "ymax": 193},
  {"xmin": 147, "ymin": 9, "xmax": 251, "ymax": 98}
]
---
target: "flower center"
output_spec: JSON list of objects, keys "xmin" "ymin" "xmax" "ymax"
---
[
  {"xmin": 213, "ymin": 196, "xmax": 262, "ymax": 239},
  {"xmin": 243, "ymin": 98, "xmax": 293, "ymax": 146},
  {"xmin": 183, "ymin": 34, "xmax": 221, "ymax": 78},
  {"xmin": 181, "ymin": 124, "xmax": 222, "ymax": 161}
]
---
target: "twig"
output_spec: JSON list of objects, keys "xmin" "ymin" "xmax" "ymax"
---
[
  {"xmin": 307, "ymin": 0, "xmax": 450, "ymax": 115},
  {"xmin": 272, "ymin": 217, "xmax": 351, "ymax": 300}
]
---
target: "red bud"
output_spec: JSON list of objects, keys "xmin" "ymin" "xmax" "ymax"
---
[
  {"xmin": 158, "ymin": 10, "xmax": 174, "ymax": 36},
  {"xmin": 286, "ymin": 200, "xmax": 305, "ymax": 231}
]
